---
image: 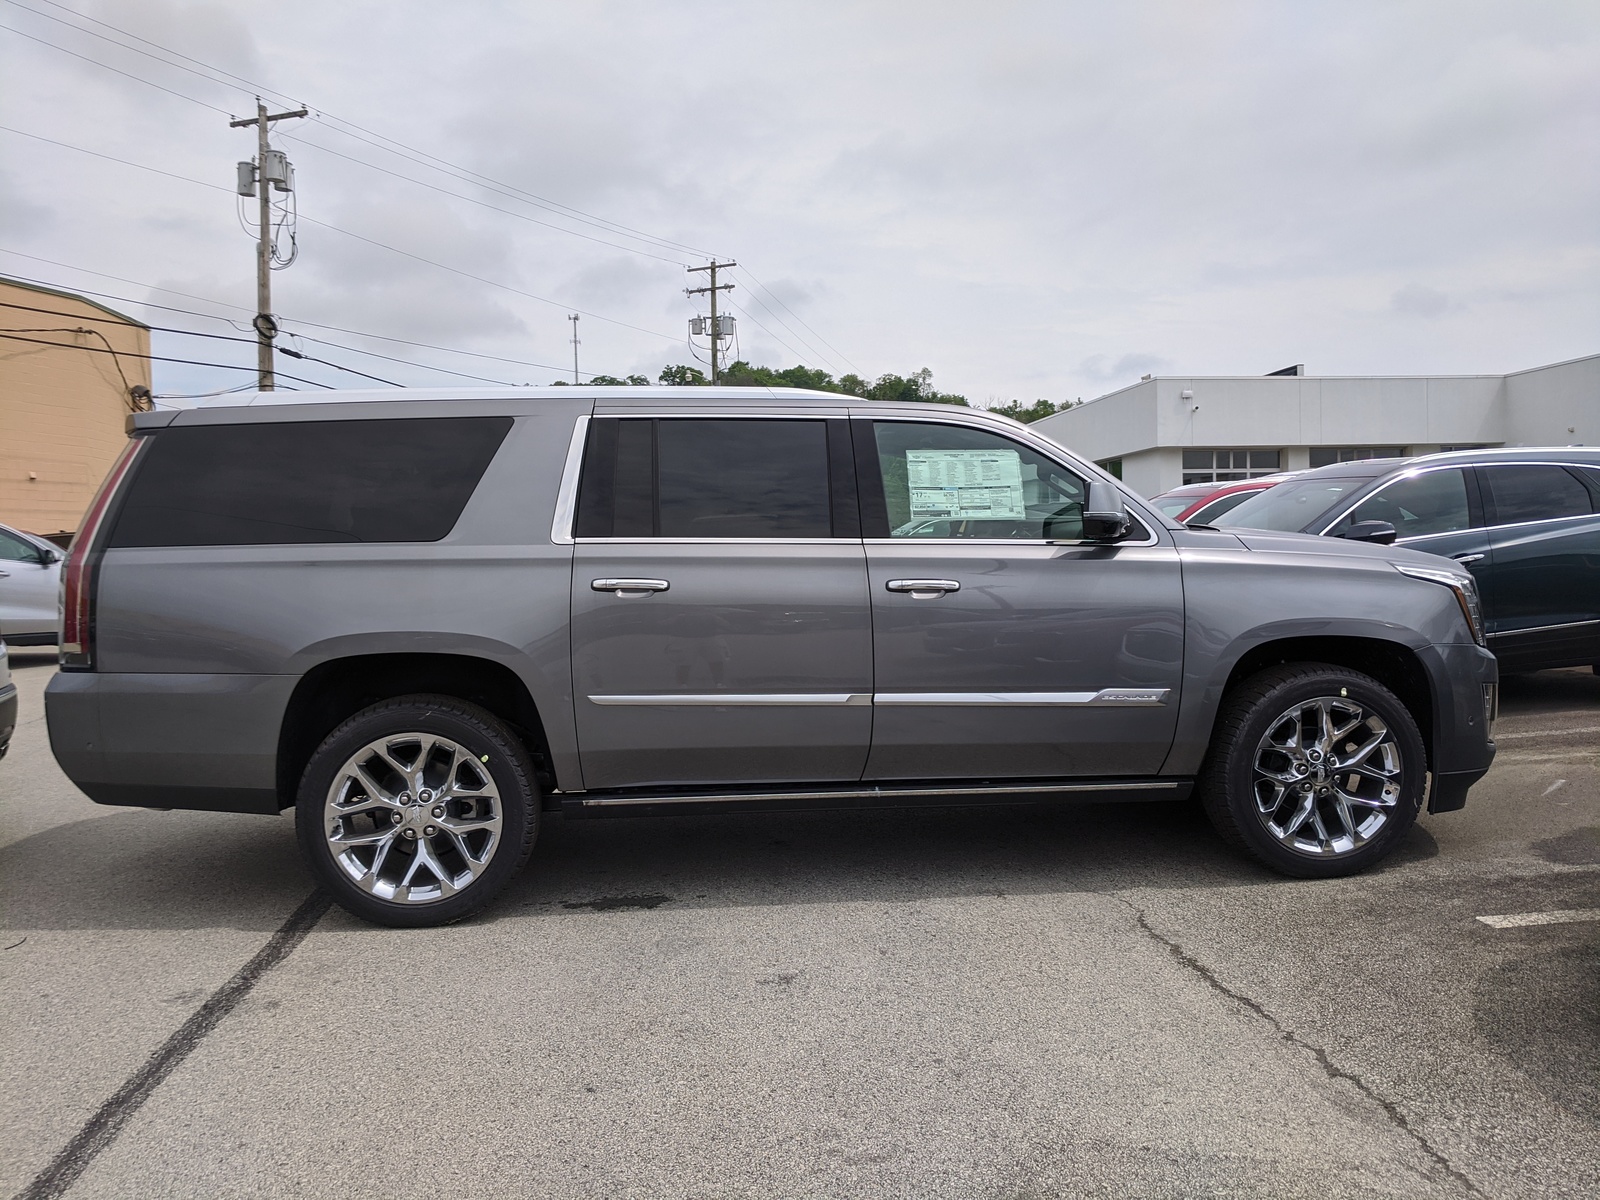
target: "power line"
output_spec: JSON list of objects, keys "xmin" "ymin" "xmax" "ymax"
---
[
  {"xmin": 0, "ymin": 330, "xmax": 330, "ymax": 387},
  {"xmin": 0, "ymin": 126, "xmax": 684, "ymax": 343},
  {"xmin": 0, "ymin": 20, "xmax": 231, "ymax": 113},
  {"xmin": 5, "ymin": 1, "xmax": 710, "ymax": 260},
  {"xmin": 4, "ymin": 18, "xmax": 860, "ymax": 369},
  {"xmin": 277, "ymin": 131, "xmax": 689, "ymax": 266},
  {"xmin": 0, "ymin": 260, "xmax": 571, "ymax": 379},
  {"xmin": 733, "ymin": 265, "xmax": 862, "ymax": 376}
]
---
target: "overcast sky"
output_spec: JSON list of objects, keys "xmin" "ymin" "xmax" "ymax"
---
[{"xmin": 2, "ymin": 0, "xmax": 1596, "ymax": 403}]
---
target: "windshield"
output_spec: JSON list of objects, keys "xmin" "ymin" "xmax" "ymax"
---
[
  {"xmin": 1153, "ymin": 495, "xmax": 1195, "ymax": 517},
  {"xmin": 1215, "ymin": 477, "xmax": 1368, "ymax": 532}
]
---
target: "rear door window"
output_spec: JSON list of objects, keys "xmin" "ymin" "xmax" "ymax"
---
[
  {"xmin": 107, "ymin": 417, "xmax": 512, "ymax": 547},
  {"xmin": 574, "ymin": 418, "xmax": 852, "ymax": 539},
  {"xmin": 1482, "ymin": 464, "xmax": 1594, "ymax": 525}
]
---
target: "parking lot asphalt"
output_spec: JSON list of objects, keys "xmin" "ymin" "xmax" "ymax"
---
[{"xmin": 1, "ymin": 652, "xmax": 1596, "ymax": 1199}]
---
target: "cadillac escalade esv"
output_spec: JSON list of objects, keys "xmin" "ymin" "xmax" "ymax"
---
[{"xmin": 45, "ymin": 388, "xmax": 1497, "ymax": 925}]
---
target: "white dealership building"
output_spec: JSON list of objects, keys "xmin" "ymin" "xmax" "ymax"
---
[{"xmin": 1032, "ymin": 352, "xmax": 1599, "ymax": 498}]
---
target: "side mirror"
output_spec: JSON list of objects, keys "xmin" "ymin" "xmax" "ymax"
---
[
  {"xmin": 1339, "ymin": 520, "xmax": 1397, "ymax": 546},
  {"xmin": 1080, "ymin": 480, "xmax": 1131, "ymax": 543},
  {"xmin": 41, "ymin": 547, "xmax": 61, "ymax": 565}
]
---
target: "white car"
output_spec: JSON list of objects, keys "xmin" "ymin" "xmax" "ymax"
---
[{"xmin": 0, "ymin": 522, "xmax": 63, "ymax": 645}]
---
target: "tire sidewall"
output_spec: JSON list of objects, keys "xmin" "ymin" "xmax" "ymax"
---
[
  {"xmin": 295, "ymin": 698, "xmax": 538, "ymax": 927},
  {"xmin": 1219, "ymin": 669, "xmax": 1426, "ymax": 877}
]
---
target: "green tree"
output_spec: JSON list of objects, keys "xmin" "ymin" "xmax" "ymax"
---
[
  {"xmin": 658, "ymin": 364, "xmax": 709, "ymax": 386},
  {"xmin": 587, "ymin": 373, "xmax": 650, "ymax": 386},
  {"xmin": 986, "ymin": 398, "xmax": 1077, "ymax": 423}
]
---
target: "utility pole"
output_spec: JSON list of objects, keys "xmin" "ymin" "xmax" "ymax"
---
[
  {"xmin": 230, "ymin": 99, "xmax": 307, "ymax": 390},
  {"xmin": 685, "ymin": 260, "xmax": 736, "ymax": 383},
  {"xmin": 568, "ymin": 314, "xmax": 580, "ymax": 383}
]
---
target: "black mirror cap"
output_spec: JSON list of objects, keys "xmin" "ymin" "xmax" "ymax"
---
[
  {"xmin": 1339, "ymin": 519, "xmax": 1398, "ymax": 545},
  {"xmin": 1082, "ymin": 480, "xmax": 1131, "ymax": 543}
]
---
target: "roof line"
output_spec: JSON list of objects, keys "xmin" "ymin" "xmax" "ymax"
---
[{"xmin": 0, "ymin": 275, "xmax": 150, "ymax": 329}]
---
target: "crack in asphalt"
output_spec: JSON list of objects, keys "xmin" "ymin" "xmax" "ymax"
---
[
  {"xmin": 12, "ymin": 890, "xmax": 331, "ymax": 1200},
  {"xmin": 1114, "ymin": 896, "xmax": 1484, "ymax": 1199}
]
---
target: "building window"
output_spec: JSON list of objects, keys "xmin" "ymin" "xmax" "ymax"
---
[
  {"xmin": 1098, "ymin": 458, "xmax": 1123, "ymax": 480},
  {"xmin": 1181, "ymin": 449, "xmax": 1279, "ymax": 485},
  {"xmin": 1308, "ymin": 446, "xmax": 1407, "ymax": 468}
]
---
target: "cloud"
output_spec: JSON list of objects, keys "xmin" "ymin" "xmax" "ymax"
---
[
  {"xmin": 1079, "ymin": 353, "xmax": 1172, "ymax": 383},
  {"xmin": 1391, "ymin": 283, "xmax": 1451, "ymax": 318}
]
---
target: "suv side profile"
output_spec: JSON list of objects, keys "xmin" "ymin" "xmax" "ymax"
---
[{"xmin": 46, "ymin": 389, "xmax": 1497, "ymax": 926}]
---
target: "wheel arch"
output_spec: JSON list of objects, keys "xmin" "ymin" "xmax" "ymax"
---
[
  {"xmin": 276, "ymin": 652, "xmax": 558, "ymax": 810},
  {"xmin": 1217, "ymin": 635, "xmax": 1435, "ymax": 772}
]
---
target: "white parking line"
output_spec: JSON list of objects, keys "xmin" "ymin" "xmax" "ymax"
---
[
  {"xmin": 1476, "ymin": 909, "xmax": 1600, "ymax": 929},
  {"xmin": 1542, "ymin": 779, "xmax": 1568, "ymax": 796},
  {"xmin": 1496, "ymin": 725, "xmax": 1600, "ymax": 741}
]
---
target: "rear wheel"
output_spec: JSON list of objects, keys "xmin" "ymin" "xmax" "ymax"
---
[
  {"xmin": 295, "ymin": 695, "xmax": 539, "ymax": 926},
  {"xmin": 1199, "ymin": 664, "xmax": 1425, "ymax": 878}
]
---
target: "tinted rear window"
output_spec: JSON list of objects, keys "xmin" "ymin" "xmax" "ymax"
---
[
  {"xmin": 575, "ymin": 418, "xmax": 838, "ymax": 538},
  {"xmin": 1482, "ymin": 464, "xmax": 1594, "ymax": 525},
  {"xmin": 108, "ymin": 417, "xmax": 512, "ymax": 547}
]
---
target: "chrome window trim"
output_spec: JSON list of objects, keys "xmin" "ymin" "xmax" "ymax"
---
[
  {"xmin": 1318, "ymin": 459, "xmax": 1600, "ymax": 538},
  {"xmin": 1487, "ymin": 618, "xmax": 1600, "ymax": 640},
  {"xmin": 549, "ymin": 414, "xmax": 590, "ymax": 546}
]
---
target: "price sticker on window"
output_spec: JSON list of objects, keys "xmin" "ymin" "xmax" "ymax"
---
[{"xmin": 906, "ymin": 449, "xmax": 1026, "ymax": 520}]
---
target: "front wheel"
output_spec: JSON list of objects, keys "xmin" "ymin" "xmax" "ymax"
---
[
  {"xmin": 1199, "ymin": 664, "xmax": 1426, "ymax": 878},
  {"xmin": 295, "ymin": 695, "xmax": 540, "ymax": 926}
]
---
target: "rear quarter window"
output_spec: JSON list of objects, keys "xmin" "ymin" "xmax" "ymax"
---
[{"xmin": 107, "ymin": 416, "xmax": 512, "ymax": 547}]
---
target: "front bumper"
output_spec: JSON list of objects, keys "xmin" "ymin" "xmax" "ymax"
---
[{"xmin": 1418, "ymin": 641, "xmax": 1498, "ymax": 813}]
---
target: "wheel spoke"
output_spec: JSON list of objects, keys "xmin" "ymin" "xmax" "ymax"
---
[
  {"xmin": 1252, "ymin": 692, "xmax": 1404, "ymax": 858},
  {"xmin": 323, "ymin": 731, "xmax": 504, "ymax": 906}
]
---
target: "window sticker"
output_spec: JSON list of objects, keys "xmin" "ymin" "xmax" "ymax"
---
[{"xmin": 906, "ymin": 449, "xmax": 1026, "ymax": 520}]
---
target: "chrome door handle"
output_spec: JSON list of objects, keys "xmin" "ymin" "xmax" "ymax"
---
[
  {"xmin": 592, "ymin": 578, "xmax": 669, "ymax": 596},
  {"xmin": 0, "ymin": 569, "xmax": 8, "ymax": 577},
  {"xmin": 886, "ymin": 578, "xmax": 960, "ymax": 598},
  {"xmin": 1451, "ymin": 553, "xmax": 1485, "ymax": 566}
]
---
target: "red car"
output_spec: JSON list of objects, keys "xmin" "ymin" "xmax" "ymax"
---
[{"xmin": 1150, "ymin": 475, "xmax": 1290, "ymax": 525}]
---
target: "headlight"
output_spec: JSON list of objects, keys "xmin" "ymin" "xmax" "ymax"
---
[{"xmin": 1394, "ymin": 563, "xmax": 1486, "ymax": 646}]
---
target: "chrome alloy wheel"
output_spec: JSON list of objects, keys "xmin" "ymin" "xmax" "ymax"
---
[
  {"xmin": 1251, "ymin": 696, "xmax": 1404, "ymax": 857},
  {"xmin": 323, "ymin": 733, "xmax": 503, "ymax": 904}
]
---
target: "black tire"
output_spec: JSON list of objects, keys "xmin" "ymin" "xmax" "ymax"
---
[
  {"xmin": 295, "ymin": 694, "xmax": 539, "ymax": 927},
  {"xmin": 1198, "ymin": 663, "xmax": 1426, "ymax": 878}
]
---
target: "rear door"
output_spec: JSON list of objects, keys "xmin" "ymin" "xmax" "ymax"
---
[
  {"xmin": 1477, "ymin": 462, "xmax": 1600, "ymax": 671},
  {"xmin": 855, "ymin": 416, "xmax": 1183, "ymax": 781},
  {"xmin": 569, "ymin": 413, "xmax": 873, "ymax": 789}
]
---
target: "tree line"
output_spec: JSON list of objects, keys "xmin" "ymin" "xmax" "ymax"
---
[{"xmin": 563, "ymin": 362, "xmax": 1076, "ymax": 423}]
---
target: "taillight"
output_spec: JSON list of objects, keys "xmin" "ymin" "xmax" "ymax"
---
[{"xmin": 60, "ymin": 437, "xmax": 146, "ymax": 671}]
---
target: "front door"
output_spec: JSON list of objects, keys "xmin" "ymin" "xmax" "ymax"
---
[
  {"xmin": 854, "ymin": 417, "xmax": 1184, "ymax": 781},
  {"xmin": 569, "ymin": 414, "xmax": 872, "ymax": 789}
]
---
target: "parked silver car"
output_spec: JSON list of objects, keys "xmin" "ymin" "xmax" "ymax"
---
[
  {"xmin": 0, "ymin": 522, "xmax": 63, "ymax": 645},
  {"xmin": 45, "ymin": 388, "xmax": 1497, "ymax": 926}
]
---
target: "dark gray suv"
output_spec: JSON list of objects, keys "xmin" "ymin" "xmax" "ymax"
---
[{"xmin": 45, "ymin": 389, "xmax": 1497, "ymax": 925}]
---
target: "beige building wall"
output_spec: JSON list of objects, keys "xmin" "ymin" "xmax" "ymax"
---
[{"xmin": 0, "ymin": 278, "xmax": 151, "ymax": 536}]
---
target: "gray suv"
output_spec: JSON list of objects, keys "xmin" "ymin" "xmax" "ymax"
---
[{"xmin": 45, "ymin": 389, "xmax": 1497, "ymax": 926}]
